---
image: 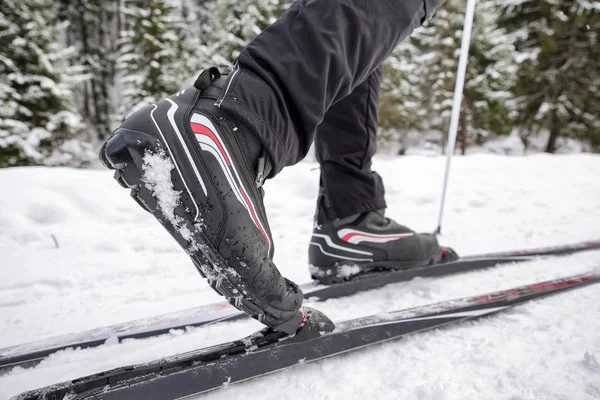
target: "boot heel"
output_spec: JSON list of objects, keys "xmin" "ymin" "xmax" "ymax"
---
[{"xmin": 101, "ymin": 129, "xmax": 164, "ymax": 211}]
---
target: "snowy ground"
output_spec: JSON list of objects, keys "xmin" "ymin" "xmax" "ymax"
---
[{"xmin": 1, "ymin": 153, "xmax": 600, "ymax": 399}]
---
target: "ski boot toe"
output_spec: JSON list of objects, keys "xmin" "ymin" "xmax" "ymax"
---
[
  {"xmin": 440, "ymin": 247, "xmax": 459, "ymax": 263},
  {"xmin": 288, "ymin": 307, "xmax": 335, "ymax": 342}
]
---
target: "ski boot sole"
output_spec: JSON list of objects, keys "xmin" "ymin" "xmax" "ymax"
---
[{"xmin": 310, "ymin": 248, "xmax": 456, "ymax": 285}]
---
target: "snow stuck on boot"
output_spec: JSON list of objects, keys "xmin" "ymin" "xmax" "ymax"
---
[
  {"xmin": 141, "ymin": 150, "xmax": 195, "ymax": 243},
  {"xmin": 309, "ymin": 263, "xmax": 361, "ymax": 280}
]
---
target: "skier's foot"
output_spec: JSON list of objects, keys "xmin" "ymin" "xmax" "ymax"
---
[
  {"xmin": 309, "ymin": 191, "xmax": 459, "ymax": 284},
  {"xmin": 99, "ymin": 67, "xmax": 304, "ymax": 334}
]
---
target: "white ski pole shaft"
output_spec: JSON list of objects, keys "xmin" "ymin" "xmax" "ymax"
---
[{"xmin": 436, "ymin": 0, "xmax": 477, "ymax": 235}]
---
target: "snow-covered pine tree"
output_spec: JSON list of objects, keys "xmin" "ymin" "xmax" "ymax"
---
[
  {"xmin": 116, "ymin": 0, "xmax": 203, "ymax": 116},
  {"xmin": 0, "ymin": 0, "xmax": 92, "ymax": 167},
  {"xmin": 378, "ymin": 36, "xmax": 426, "ymax": 152},
  {"xmin": 410, "ymin": 0, "xmax": 515, "ymax": 153},
  {"xmin": 200, "ymin": 0, "xmax": 289, "ymax": 64},
  {"xmin": 172, "ymin": 1, "xmax": 212, "ymax": 75},
  {"xmin": 61, "ymin": 0, "xmax": 115, "ymax": 139},
  {"xmin": 461, "ymin": 0, "xmax": 516, "ymax": 150},
  {"xmin": 498, "ymin": 0, "xmax": 600, "ymax": 152}
]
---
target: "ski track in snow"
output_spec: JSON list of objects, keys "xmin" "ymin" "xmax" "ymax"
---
[{"xmin": 0, "ymin": 154, "xmax": 600, "ymax": 399}]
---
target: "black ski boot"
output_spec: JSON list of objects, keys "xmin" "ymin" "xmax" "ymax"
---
[
  {"xmin": 309, "ymin": 192, "xmax": 459, "ymax": 284},
  {"xmin": 99, "ymin": 67, "xmax": 304, "ymax": 334}
]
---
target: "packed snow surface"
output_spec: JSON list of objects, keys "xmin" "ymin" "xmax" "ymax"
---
[{"xmin": 1, "ymin": 153, "xmax": 600, "ymax": 399}]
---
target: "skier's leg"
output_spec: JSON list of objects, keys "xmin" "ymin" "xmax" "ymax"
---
[
  {"xmin": 100, "ymin": 0, "xmax": 447, "ymax": 334},
  {"xmin": 221, "ymin": 0, "xmax": 445, "ymax": 173},
  {"xmin": 315, "ymin": 66, "xmax": 386, "ymax": 220},
  {"xmin": 310, "ymin": 67, "xmax": 458, "ymax": 283}
]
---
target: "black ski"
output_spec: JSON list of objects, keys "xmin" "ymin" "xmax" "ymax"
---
[
  {"xmin": 2, "ymin": 239, "xmax": 599, "ymax": 372},
  {"xmin": 12, "ymin": 270, "xmax": 600, "ymax": 400}
]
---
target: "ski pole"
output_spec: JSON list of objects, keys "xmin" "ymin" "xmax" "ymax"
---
[{"xmin": 436, "ymin": 0, "xmax": 477, "ymax": 235}]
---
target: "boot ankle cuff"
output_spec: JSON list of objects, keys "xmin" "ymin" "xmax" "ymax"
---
[
  {"xmin": 333, "ymin": 199, "xmax": 388, "ymax": 220},
  {"xmin": 217, "ymin": 66, "xmax": 300, "ymax": 177}
]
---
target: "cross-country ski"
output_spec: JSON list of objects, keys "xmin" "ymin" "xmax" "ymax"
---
[
  {"xmin": 12, "ymin": 270, "xmax": 600, "ymax": 400},
  {"xmin": 1, "ymin": 239, "xmax": 598, "ymax": 372}
]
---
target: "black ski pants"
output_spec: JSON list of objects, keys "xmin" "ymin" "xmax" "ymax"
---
[
  {"xmin": 315, "ymin": 66, "xmax": 384, "ymax": 219},
  {"xmin": 220, "ymin": 0, "xmax": 446, "ymax": 218}
]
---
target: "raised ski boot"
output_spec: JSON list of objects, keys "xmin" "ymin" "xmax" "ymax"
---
[
  {"xmin": 99, "ymin": 67, "xmax": 305, "ymax": 334},
  {"xmin": 309, "ymin": 192, "xmax": 458, "ymax": 284}
]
